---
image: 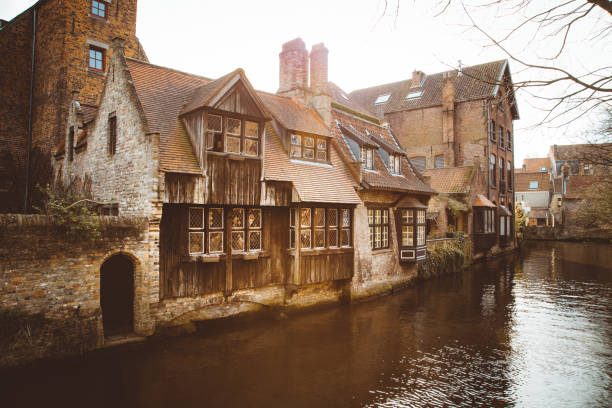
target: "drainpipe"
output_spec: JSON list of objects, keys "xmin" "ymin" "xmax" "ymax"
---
[
  {"xmin": 486, "ymin": 100, "xmax": 490, "ymax": 200},
  {"xmin": 24, "ymin": 7, "xmax": 37, "ymax": 213}
]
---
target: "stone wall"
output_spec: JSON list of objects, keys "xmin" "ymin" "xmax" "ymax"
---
[{"xmin": 0, "ymin": 214, "xmax": 154, "ymax": 367}]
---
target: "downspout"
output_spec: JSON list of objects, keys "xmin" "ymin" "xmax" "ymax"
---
[
  {"xmin": 486, "ymin": 100, "xmax": 490, "ymax": 200},
  {"xmin": 24, "ymin": 7, "xmax": 37, "ymax": 213}
]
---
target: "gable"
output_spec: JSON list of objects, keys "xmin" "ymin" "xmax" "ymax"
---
[{"xmin": 215, "ymin": 82, "xmax": 265, "ymax": 118}]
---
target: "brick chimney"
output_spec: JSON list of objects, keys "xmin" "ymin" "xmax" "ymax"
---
[
  {"xmin": 308, "ymin": 43, "xmax": 331, "ymax": 126},
  {"xmin": 411, "ymin": 70, "xmax": 425, "ymax": 87},
  {"xmin": 442, "ymin": 71, "xmax": 456, "ymax": 166},
  {"xmin": 278, "ymin": 38, "xmax": 309, "ymax": 102}
]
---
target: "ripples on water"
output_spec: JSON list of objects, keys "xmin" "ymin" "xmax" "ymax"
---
[{"xmin": 2, "ymin": 241, "xmax": 611, "ymax": 408}]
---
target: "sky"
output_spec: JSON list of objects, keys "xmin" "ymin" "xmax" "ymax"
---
[{"xmin": 2, "ymin": 0, "xmax": 610, "ymax": 166}]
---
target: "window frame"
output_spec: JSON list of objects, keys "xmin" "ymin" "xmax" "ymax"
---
[
  {"xmin": 290, "ymin": 133, "xmax": 329, "ymax": 163},
  {"xmin": 499, "ymin": 125, "xmax": 505, "ymax": 149},
  {"xmin": 108, "ymin": 112, "xmax": 116, "ymax": 156},
  {"xmin": 507, "ymin": 130, "xmax": 512, "ymax": 150},
  {"xmin": 290, "ymin": 206, "xmax": 351, "ymax": 250},
  {"xmin": 434, "ymin": 154, "xmax": 445, "ymax": 169},
  {"xmin": 398, "ymin": 208, "xmax": 427, "ymax": 261},
  {"xmin": 206, "ymin": 111, "xmax": 262, "ymax": 157},
  {"xmin": 88, "ymin": 45, "xmax": 105, "ymax": 72},
  {"xmin": 388, "ymin": 154, "xmax": 401, "ymax": 174},
  {"xmin": 374, "ymin": 94, "xmax": 391, "ymax": 105},
  {"xmin": 188, "ymin": 206, "xmax": 263, "ymax": 256},
  {"xmin": 529, "ymin": 181, "xmax": 539, "ymax": 189},
  {"xmin": 368, "ymin": 208, "xmax": 390, "ymax": 250},
  {"xmin": 490, "ymin": 153, "xmax": 497, "ymax": 187},
  {"xmin": 507, "ymin": 161, "xmax": 513, "ymax": 190},
  {"xmin": 91, "ymin": 0, "xmax": 108, "ymax": 20},
  {"xmin": 361, "ymin": 146, "xmax": 374, "ymax": 170},
  {"xmin": 490, "ymin": 120, "xmax": 496, "ymax": 141}
]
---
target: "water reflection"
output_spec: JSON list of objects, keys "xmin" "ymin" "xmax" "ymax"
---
[{"xmin": 1, "ymin": 241, "xmax": 610, "ymax": 407}]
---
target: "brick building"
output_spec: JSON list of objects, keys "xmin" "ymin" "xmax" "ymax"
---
[
  {"xmin": 0, "ymin": 0, "xmax": 147, "ymax": 212},
  {"xmin": 347, "ymin": 61, "xmax": 519, "ymax": 253},
  {"xmin": 514, "ymin": 160, "xmax": 552, "ymax": 226}
]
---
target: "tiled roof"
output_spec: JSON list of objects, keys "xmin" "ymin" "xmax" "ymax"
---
[
  {"xmin": 332, "ymin": 109, "xmax": 435, "ymax": 194},
  {"xmin": 552, "ymin": 143, "xmax": 612, "ymax": 161},
  {"xmin": 421, "ymin": 166, "xmax": 474, "ymax": 194},
  {"xmin": 528, "ymin": 208, "xmax": 549, "ymax": 218},
  {"xmin": 350, "ymin": 60, "xmax": 518, "ymax": 118},
  {"xmin": 565, "ymin": 175, "xmax": 601, "ymax": 199},
  {"xmin": 473, "ymin": 194, "xmax": 496, "ymax": 207},
  {"xmin": 522, "ymin": 157, "xmax": 550, "ymax": 172},
  {"xmin": 258, "ymin": 92, "xmax": 329, "ymax": 136},
  {"xmin": 515, "ymin": 172, "xmax": 551, "ymax": 192},
  {"xmin": 327, "ymin": 81, "xmax": 372, "ymax": 116},
  {"xmin": 181, "ymin": 70, "xmax": 238, "ymax": 114},
  {"xmin": 125, "ymin": 58, "xmax": 209, "ymax": 174},
  {"xmin": 263, "ymin": 123, "xmax": 361, "ymax": 204}
]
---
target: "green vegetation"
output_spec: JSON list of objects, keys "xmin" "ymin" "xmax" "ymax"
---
[
  {"xmin": 34, "ymin": 184, "xmax": 101, "ymax": 243},
  {"xmin": 515, "ymin": 202, "xmax": 528, "ymax": 242},
  {"xmin": 418, "ymin": 232, "xmax": 472, "ymax": 278}
]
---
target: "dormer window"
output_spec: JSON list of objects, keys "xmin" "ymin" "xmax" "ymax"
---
[
  {"xmin": 206, "ymin": 113, "xmax": 261, "ymax": 156},
  {"xmin": 91, "ymin": 1, "xmax": 107, "ymax": 19},
  {"xmin": 389, "ymin": 154, "xmax": 401, "ymax": 174},
  {"xmin": 405, "ymin": 90, "xmax": 423, "ymax": 100},
  {"xmin": 290, "ymin": 134, "xmax": 329, "ymax": 163},
  {"xmin": 374, "ymin": 94, "xmax": 391, "ymax": 105},
  {"xmin": 361, "ymin": 146, "xmax": 374, "ymax": 170}
]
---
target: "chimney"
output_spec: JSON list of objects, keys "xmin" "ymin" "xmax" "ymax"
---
[
  {"xmin": 310, "ymin": 43, "xmax": 328, "ymax": 94},
  {"xmin": 411, "ymin": 70, "xmax": 425, "ymax": 87},
  {"xmin": 278, "ymin": 38, "xmax": 309, "ymax": 97},
  {"xmin": 442, "ymin": 72, "xmax": 456, "ymax": 166}
]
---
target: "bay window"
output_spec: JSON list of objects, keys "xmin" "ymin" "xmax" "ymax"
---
[{"xmin": 398, "ymin": 205, "xmax": 427, "ymax": 262}]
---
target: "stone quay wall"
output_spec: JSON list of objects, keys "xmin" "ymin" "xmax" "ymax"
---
[{"xmin": 0, "ymin": 214, "xmax": 151, "ymax": 367}]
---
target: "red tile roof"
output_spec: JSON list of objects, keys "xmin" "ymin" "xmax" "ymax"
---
[
  {"xmin": 332, "ymin": 109, "xmax": 435, "ymax": 195},
  {"xmin": 263, "ymin": 123, "xmax": 361, "ymax": 204},
  {"xmin": 552, "ymin": 143, "xmax": 612, "ymax": 161},
  {"xmin": 258, "ymin": 92, "xmax": 329, "ymax": 136},
  {"xmin": 350, "ymin": 60, "xmax": 518, "ymax": 119},
  {"xmin": 473, "ymin": 194, "xmax": 496, "ymax": 207},
  {"xmin": 327, "ymin": 81, "xmax": 372, "ymax": 117},
  {"xmin": 125, "ymin": 57, "xmax": 209, "ymax": 174},
  {"xmin": 421, "ymin": 166, "xmax": 474, "ymax": 194}
]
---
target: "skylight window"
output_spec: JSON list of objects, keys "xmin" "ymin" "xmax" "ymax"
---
[
  {"xmin": 374, "ymin": 94, "xmax": 391, "ymax": 105},
  {"xmin": 405, "ymin": 90, "xmax": 423, "ymax": 100},
  {"xmin": 341, "ymin": 92, "xmax": 349, "ymax": 100}
]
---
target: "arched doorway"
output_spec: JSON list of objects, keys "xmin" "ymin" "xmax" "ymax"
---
[{"xmin": 100, "ymin": 254, "xmax": 134, "ymax": 337}]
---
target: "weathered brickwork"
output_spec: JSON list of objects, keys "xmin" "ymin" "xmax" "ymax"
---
[
  {"xmin": 0, "ymin": 0, "xmax": 146, "ymax": 212},
  {"xmin": 0, "ymin": 214, "xmax": 154, "ymax": 367}
]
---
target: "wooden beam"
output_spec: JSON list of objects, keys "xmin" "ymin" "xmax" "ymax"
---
[{"xmin": 225, "ymin": 208, "xmax": 233, "ymax": 296}]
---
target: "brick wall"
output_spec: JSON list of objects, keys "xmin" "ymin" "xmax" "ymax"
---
[
  {"xmin": 0, "ymin": 0, "xmax": 145, "ymax": 212},
  {"xmin": 0, "ymin": 214, "xmax": 154, "ymax": 367}
]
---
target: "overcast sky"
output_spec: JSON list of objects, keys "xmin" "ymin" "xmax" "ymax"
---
[{"xmin": 2, "ymin": 0, "xmax": 609, "ymax": 166}]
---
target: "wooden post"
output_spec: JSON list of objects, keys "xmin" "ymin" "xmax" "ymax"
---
[
  {"xmin": 225, "ymin": 207, "xmax": 233, "ymax": 296},
  {"xmin": 294, "ymin": 205, "xmax": 301, "ymax": 286}
]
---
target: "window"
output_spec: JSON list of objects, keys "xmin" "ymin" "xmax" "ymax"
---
[
  {"xmin": 68, "ymin": 126, "xmax": 74, "ymax": 162},
  {"xmin": 583, "ymin": 164, "xmax": 591, "ymax": 175},
  {"xmin": 540, "ymin": 166, "xmax": 547, "ymax": 172},
  {"xmin": 529, "ymin": 181, "xmax": 539, "ymax": 189},
  {"xmin": 108, "ymin": 113, "xmax": 116, "ymax": 155},
  {"xmin": 91, "ymin": 1, "xmax": 107, "ymax": 19},
  {"xmin": 410, "ymin": 156, "xmax": 426, "ymax": 172},
  {"xmin": 499, "ymin": 126, "xmax": 504, "ymax": 148},
  {"xmin": 490, "ymin": 120, "xmax": 496, "ymax": 141},
  {"xmin": 88, "ymin": 46, "xmax": 105, "ymax": 71},
  {"xmin": 206, "ymin": 113, "xmax": 261, "ymax": 156},
  {"xmin": 405, "ymin": 90, "xmax": 423, "ymax": 100},
  {"xmin": 361, "ymin": 146, "xmax": 374, "ymax": 170},
  {"xmin": 388, "ymin": 155, "xmax": 401, "ymax": 174},
  {"xmin": 399, "ymin": 208, "xmax": 427, "ymax": 261},
  {"xmin": 507, "ymin": 130, "xmax": 512, "ymax": 150},
  {"xmin": 374, "ymin": 94, "xmax": 391, "ymax": 105},
  {"xmin": 290, "ymin": 207, "xmax": 351, "ymax": 249},
  {"xmin": 507, "ymin": 161, "xmax": 512, "ymax": 190},
  {"xmin": 368, "ymin": 208, "xmax": 389, "ymax": 250},
  {"xmin": 188, "ymin": 207, "xmax": 262, "ymax": 255},
  {"xmin": 500, "ymin": 157, "xmax": 505, "ymax": 181},
  {"xmin": 490, "ymin": 153, "xmax": 496, "ymax": 186},
  {"xmin": 434, "ymin": 154, "xmax": 445, "ymax": 168},
  {"xmin": 475, "ymin": 208, "xmax": 496, "ymax": 234},
  {"xmin": 290, "ymin": 134, "xmax": 328, "ymax": 162}
]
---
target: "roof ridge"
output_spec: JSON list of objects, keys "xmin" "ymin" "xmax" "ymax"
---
[{"xmin": 125, "ymin": 57, "xmax": 212, "ymax": 81}]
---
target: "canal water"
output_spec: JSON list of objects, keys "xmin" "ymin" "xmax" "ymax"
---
[{"xmin": 2, "ymin": 241, "xmax": 611, "ymax": 407}]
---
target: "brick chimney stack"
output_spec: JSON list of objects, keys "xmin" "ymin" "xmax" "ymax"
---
[
  {"xmin": 442, "ymin": 71, "xmax": 456, "ymax": 166},
  {"xmin": 111, "ymin": 36, "xmax": 126, "ymax": 56},
  {"xmin": 310, "ymin": 43, "xmax": 328, "ymax": 94},
  {"xmin": 278, "ymin": 38, "xmax": 309, "ymax": 99},
  {"xmin": 411, "ymin": 70, "xmax": 425, "ymax": 87}
]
